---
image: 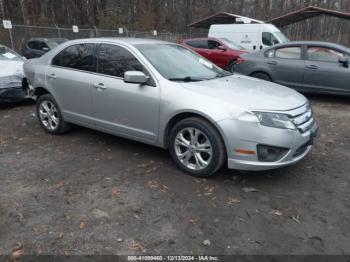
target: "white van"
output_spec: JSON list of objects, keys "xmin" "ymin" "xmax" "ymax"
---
[{"xmin": 208, "ymin": 23, "xmax": 289, "ymax": 51}]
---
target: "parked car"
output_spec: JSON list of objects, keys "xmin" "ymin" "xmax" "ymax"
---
[
  {"xmin": 209, "ymin": 23, "xmax": 289, "ymax": 51},
  {"xmin": 0, "ymin": 44, "xmax": 28, "ymax": 103},
  {"xmin": 23, "ymin": 38, "xmax": 318, "ymax": 177},
  {"xmin": 235, "ymin": 41, "xmax": 350, "ymax": 96},
  {"xmin": 22, "ymin": 37, "xmax": 68, "ymax": 59},
  {"xmin": 179, "ymin": 37, "xmax": 248, "ymax": 72}
]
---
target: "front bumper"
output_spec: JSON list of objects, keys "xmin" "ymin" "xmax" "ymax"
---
[
  {"xmin": 0, "ymin": 86, "xmax": 28, "ymax": 103},
  {"xmin": 218, "ymin": 106, "xmax": 318, "ymax": 171}
]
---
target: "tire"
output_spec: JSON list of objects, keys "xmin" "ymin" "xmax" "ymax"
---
[
  {"xmin": 228, "ymin": 60, "xmax": 237, "ymax": 73},
  {"xmin": 250, "ymin": 72, "xmax": 271, "ymax": 81},
  {"xmin": 36, "ymin": 94, "xmax": 71, "ymax": 135},
  {"xmin": 168, "ymin": 117, "xmax": 226, "ymax": 177}
]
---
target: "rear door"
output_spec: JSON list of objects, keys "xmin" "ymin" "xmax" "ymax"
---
[
  {"xmin": 303, "ymin": 46, "xmax": 350, "ymax": 94},
  {"xmin": 47, "ymin": 43, "xmax": 97, "ymax": 126},
  {"xmin": 265, "ymin": 45, "xmax": 305, "ymax": 89},
  {"xmin": 91, "ymin": 43, "xmax": 160, "ymax": 142}
]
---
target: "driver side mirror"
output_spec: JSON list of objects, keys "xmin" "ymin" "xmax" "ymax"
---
[
  {"xmin": 42, "ymin": 47, "xmax": 50, "ymax": 51},
  {"xmin": 339, "ymin": 57, "xmax": 349, "ymax": 68},
  {"xmin": 124, "ymin": 71, "xmax": 149, "ymax": 84},
  {"xmin": 217, "ymin": 45, "xmax": 227, "ymax": 51}
]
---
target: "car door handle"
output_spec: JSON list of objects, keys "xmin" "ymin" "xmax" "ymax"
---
[
  {"xmin": 267, "ymin": 61, "xmax": 277, "ymax": 65},
  {"xmin": 93, "ymin": 83, "xmax": 107, "ymax": 90},
  {"xmin": 48, "ymin": 73, "xmax": 57, "ymax": 80},
  {"xmin": 306, "ymin": 65, "xmax": 319, "ymax": 70}
]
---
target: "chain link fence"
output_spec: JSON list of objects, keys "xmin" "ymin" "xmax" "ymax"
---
[{"xmin": 0, "ymin": 24, "xmax": 197, "ymax": 53}]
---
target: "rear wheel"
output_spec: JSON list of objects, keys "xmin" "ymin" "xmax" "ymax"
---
[
  {"xmin": 169, "ymin": 117, "xmax": 226, "ymax": 177},
  {"xmin": 250, "ymin": 72, "xmax": 271, "ymax": 81},
  {"xmin": 37, "ymin": 94, "xmax": 71, "ymax": 134}
]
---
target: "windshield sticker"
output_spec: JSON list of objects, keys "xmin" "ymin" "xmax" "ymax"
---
[
  {"xmin": 2, "ymin": 52, "xmax": 17, "ymax": 59},
  {"xmin": 199, "ymin": 58, "xmax": 213, "ymax": 68}
]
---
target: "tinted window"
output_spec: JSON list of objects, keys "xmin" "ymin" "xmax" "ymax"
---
[
  {"xmin": 307, "ymin": 47, "xmax": 344, "ymax": 63},
  {"xmin": 275, "ymin": 47, "xmax": 301, "ymax": 59},
  {"xmin": 208, "ymin": 40, "xmax": 221, "ymax": 50},
  {"xmin": 262, "ymin": 32, "xmax": 279, "ymax": 46},
  {"xmin": 97, "ymin": 44, "xmax": 143, "ymax": 78},
  {"xmin": 52, "ymin": 43, "xmax": 96, "ymax": 72},
  {"xmin": 28, "ymin": 41, "xmax": 41, "ymax": 50},
  {"xmin": 185, "ymin": 40, "xmax": 208, "ymax": 49}
]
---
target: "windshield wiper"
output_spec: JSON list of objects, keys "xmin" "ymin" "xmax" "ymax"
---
[{"xmin": 168, "ymin": 76, "xmax": 207, "ymax": 82}]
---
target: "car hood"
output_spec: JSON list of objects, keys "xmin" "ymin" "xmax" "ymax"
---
[
  {"xmin": 181, "ymin": 74, "xmax": 307, "ymax": 111},
  {"xmin": 0, "ymin": 60, "xmax": 24, "ymax": 78}
]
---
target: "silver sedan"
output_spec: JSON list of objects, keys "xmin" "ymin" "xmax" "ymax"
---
[{"xmin": 23, "ymin": 38, "xmax": 318, "ymax": 177}]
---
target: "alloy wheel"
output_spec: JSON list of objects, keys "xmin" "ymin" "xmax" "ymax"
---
[
  {"xmin": 39, "ymin": 100, "xmax": 59, "ymax": 131},
  {"xmin": 174, "ymin": 128, "xmax": 213, "ymax": 170}
]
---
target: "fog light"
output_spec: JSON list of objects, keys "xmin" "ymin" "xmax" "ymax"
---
[{"xmin": 257, "ymin": 145, "xmax": 288, "ymax": 162}]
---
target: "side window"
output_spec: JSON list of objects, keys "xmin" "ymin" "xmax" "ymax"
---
[
  {"xmin": 52, "ymin": 43, "xmax": 96, "ymax": 72},
  {"xmin": 307, "ymin": 47, "xmax": 344, "ymax": 63},
  {"xmin": 185, "ymin": 40, "xmax": 208, "ymax": 49},
  {"xmin": 275, "ymin": 47, "xmax": 301, "ymax": 59},
  {"xmin": 262, "ymin": 32, "xmax": 279, "ymax": 46},
  {"xmin": 97, "ymin": 44, "xmax": 143, "ymax": 78},
  {"xmin": 208, "ymin": 40, "xmax": 221, "ymax": 50}
]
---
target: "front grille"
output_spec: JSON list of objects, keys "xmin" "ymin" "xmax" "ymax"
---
[{"xmin": 290, "ymin": 106, "xmax": 315, "ymax": 133}]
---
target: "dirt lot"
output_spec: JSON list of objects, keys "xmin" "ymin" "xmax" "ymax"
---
[{"xmin": 0, "ymin": 95, "xmax": 350, "ymax": 256}]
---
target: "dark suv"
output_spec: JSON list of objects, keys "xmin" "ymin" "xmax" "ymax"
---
[{"xmin": 22, "ymin": 38, "xmax": 68, "ymax": 59}]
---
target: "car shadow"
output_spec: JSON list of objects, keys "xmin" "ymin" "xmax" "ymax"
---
[
  {"xmin": 0, "ymin": 99, "xmax": 35, "ymax": 110},
  {"xmin": 305, "ymin": 93, "xmax": 350, "ymax": 105}
]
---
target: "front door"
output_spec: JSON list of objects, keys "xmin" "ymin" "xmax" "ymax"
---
[
  {"xmin": 91, "ymin": 43, "xmax": 160, "ymax": 142},
  {"xmin": 265, "ymin": 46, "xmax": 305, "ymax": 90},
  {"xmin": 208, "ymin": 39, "xmax": 228, "ymax": 68},
  {"xmin": 303, "ymin": 46, "xmax": 350, "ymax": 94}
]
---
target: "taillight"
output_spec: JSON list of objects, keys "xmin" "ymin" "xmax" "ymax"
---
[{"xmin": 236, "ymin": 57, "xmax": 245, "ymax": 65}]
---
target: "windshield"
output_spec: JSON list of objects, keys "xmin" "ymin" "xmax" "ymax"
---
[
  {"xmin": 46, "ymin": 41, "xmax": 60, "ymax": 49},
  {"xmin": 220, "ymin": 38, "xmax": 246, "ymax": 50},
  {"xmin": 274, "ymin": 32, "xmax": 289, "ymax": 43},
  {"xmin": 136, "ymin": 44, "xmax": 230, "ymax": 81},
  {"xmin": 0, "ymin": 46, "xmax": 24, "ymax": 61}
]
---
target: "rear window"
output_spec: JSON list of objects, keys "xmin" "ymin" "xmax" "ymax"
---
[
  {"xmin": 0, "ymin": 46, "xmax": 24, "ymax": 61},
  {"xmin": 275, "ymin": 47, "xmax": 301, "ymax": 59}
]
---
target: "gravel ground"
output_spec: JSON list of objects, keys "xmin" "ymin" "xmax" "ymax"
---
[{"xmin": 0, "ymin": 95, "xmax": 350, "ymax": 256}]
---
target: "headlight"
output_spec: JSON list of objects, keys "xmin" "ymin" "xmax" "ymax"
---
[{"xmin": 254, "ymin": 111, "xmax": 296, "ymax": 130}]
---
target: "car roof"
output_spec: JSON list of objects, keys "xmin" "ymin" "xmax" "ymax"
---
[
  {"xmin": 28, "ymin": 37, "xmax": 68, "ymax": 42},
  {"xmin": 272, "ymin": 41, "xmax": 349, "ymax": 52},
  {"xmin": 61, "ymin": 37, "xmax": 173, "ymax": 46},
  {"xmin": 181, "ymin": 37, "xmax": 220, "ymax": 41}
]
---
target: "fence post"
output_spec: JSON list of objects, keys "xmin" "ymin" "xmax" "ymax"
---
[
  {"xmin": 93, "ymin": 25, "xmax": 98, "ymax": 37},
  {"xmin": 55, "ymin": 24, "xmax": 61, "ymax": 38},
  {"xmin": 8, "ymin": 28, "xmax": 14, "ymax": 50}
]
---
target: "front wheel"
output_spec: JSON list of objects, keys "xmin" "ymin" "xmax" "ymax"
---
[
  {"xmin": 37, "ymin": 94, "xmax": 71, "ymax": 134},
  {"xmin": 168, "ymin": 117, "xmax": 226, "ymax": 177}
]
